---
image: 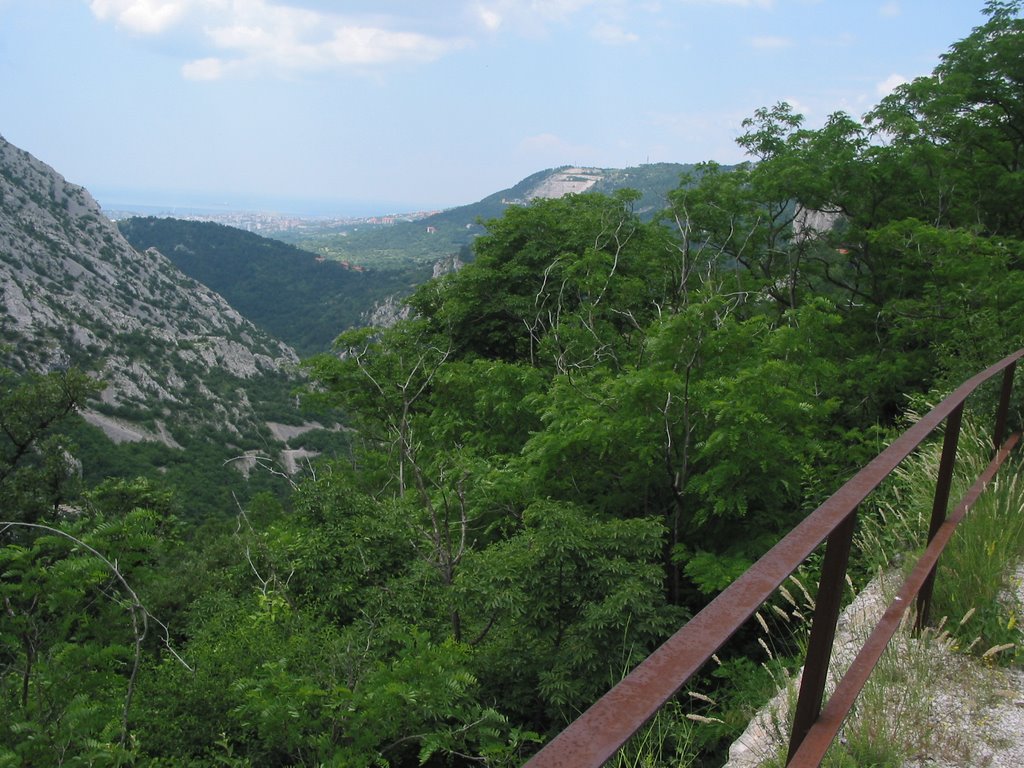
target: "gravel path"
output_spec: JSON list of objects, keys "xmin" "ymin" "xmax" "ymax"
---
[
  {"xmin": 906, "ymin": 565, "xmax": 1024, "ymax": 768},
  {"xmin": 725, "ymin": 567, "xmax": 1024, "ymax": 767}
]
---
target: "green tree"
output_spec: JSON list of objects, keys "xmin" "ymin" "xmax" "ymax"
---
[
  {"xmin": 409, "ymin": 190, "xmax": 672, "ymax": 372},
  {"xmin": 0, "ymin": 510, "xmax": 188, "ymax": 766},
  {"xmin": 867, "ymin": 0, "xmax": 1024, "ymax": 237},
  {"xmin": 0, "ymin": 367, "xmax": 100, "ymax": 521},
  {"xmin": 454, "ymin": 501, "xmax": 681, "ymax": 728}
]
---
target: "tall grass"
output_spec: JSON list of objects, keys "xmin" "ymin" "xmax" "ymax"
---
[{"xmin": 857, "ymin": 418, "xmax": 1024, "ymax": 660}]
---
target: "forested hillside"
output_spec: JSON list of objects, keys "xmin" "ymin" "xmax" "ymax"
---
[
  {"xmin": 2, "ymin": 3, "xmax": 1024, "ymax": 766},
  {"xmin": 118, "ymin": 217, "xmax": 430, "ymax": 355}
]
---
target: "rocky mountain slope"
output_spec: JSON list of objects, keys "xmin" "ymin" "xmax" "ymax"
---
[{"xmin": 0, "ymin": 134, "xmax": 299, "ymax": 443}]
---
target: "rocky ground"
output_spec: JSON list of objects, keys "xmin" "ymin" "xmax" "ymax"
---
[
  {"xmin": 907, "ymin": 564, "xmax": 1024, "ymax": 768},
  {"xmin": 725, "ymin": 566, "xmax": 1024, "ymax": 767}
]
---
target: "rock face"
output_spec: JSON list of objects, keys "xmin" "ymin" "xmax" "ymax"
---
[
  {"xmin": 522, "ymin": 167, "xmax": 604, "ymax": 200},
  {"xmin": 0, "ymin": 134, "xmax": 298, "ymax": 438}
]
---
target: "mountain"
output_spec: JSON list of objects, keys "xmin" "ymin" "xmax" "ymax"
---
[
  {"xmin": 117, "ymin": 217, "xmax": 430, "ymax": 356},
  {"xmin": 274, "ymin": 162, "xmax": 701, "ymax": 270},
  {"xmin": 0, "ymin": 134, "xmax": 307, "ymax": 465}
]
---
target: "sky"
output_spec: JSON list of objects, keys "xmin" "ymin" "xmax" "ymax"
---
[{"xmin": 0, "ymin": 0, "xmax": 993, "ymax": 216}]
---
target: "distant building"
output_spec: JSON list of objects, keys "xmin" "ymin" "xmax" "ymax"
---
[{"xmin": 426, "ymin": 226, "xmax": 437, "ymax": 234}]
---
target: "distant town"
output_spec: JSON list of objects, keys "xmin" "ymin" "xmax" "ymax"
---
[{"xmin": 102, "ymin": 206, "xmax": 442, "ymax": 235}]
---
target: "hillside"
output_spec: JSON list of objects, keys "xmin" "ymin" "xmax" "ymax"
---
[
  {"xmin": 274, "ymin": 162, "xmax": 702, "ymax": 269},
  {"xmin": 0, "ymin": 134, "xmax": 326, "ymax": 514},
  {"xmin": 117, "ymin": 217, "xmax": 430, "ymax": 355}
]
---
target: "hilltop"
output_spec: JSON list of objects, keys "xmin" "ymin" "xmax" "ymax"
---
[{"xmin": 273, "ymin": 162, "xmax": 702, "ymax": 269}]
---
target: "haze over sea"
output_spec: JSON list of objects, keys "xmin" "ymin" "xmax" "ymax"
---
[{"xmin": 94, "ymin": 189, "xmax": 422, "ymax": 220}]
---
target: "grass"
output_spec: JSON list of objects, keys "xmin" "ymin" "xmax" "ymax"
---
[
  {"xmin": 780, "ymin": 417, "xmax": 1024, "ymax": 767},
  {"xmin": 858, "ymin": 418, "xmax": 1024, "ymax": 663},
  {"xmin": 744, "ymin": 577, "xmax": 1010, "ymax": 768},
  {"xmin": 609, "ymin": 700, "xmax": 701, "ymax": 768}
]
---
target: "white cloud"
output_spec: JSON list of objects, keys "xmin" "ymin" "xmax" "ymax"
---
[
  {"xmin": 876, "ymin": 73, "xmax": 908, "ymax": 96},
  {"xmin": 879, "ymin": 2, "xmax": 901, "ymax": 18},
  {"xmin": 750, "ymin": 35, "xmax": 791, "ymax": 49},
  {"xmin": 591, "ymin": 22, "xmax": 639, "ymax": 45},
  {"xmin": 473, "ymin": 0, "xmax": 602, "ymax": 35},
  {"xmin": 529, "ymin": 0, "xmax": 599, "ymax": 22},
  {"xmin": 181, "ymin": 56, "xmax": 227, "ymax": 80},
  {"xmin": 645, "ymin": 109, "xmax": 752, "ymax": 163},
  {"xmin": 324, "ymin": 27, "xmax": 457, "ymax": 65},
  {"xmin": 89, "ymin": 0, "xmax": 190, "ymax": 35},
  {"xmin": 476, "ymin": 5, "xmax": 503, "ymax": 30},
  {"xmin": 520, "ymin": 132, "xmax": 572, "ymax": 152},
  {"xmin": 89, "ymin": 0, "xmax": 469, "ymax": 79},
  {"xmin": 518, "ymin": 132, "xmax": 594, "ymax": 163}
]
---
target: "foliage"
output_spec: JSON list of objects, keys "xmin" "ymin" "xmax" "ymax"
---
[
  {"xmin": 455, "ymin": 501, "xmax": 682, "ymax": 726},
  {"xmin": 0, "ymin": 367, "xmax": 100, "ymax": 522},
  {"xmin": 407, "ymin": 189, "xmax": 671, "ymax": 369},
  {"xmin": 118, "ymin": 216, "xmax": 427, "ymax": 355},
  {"xmin": 0, "ymin": 509, "xmax": 184, "ymax": 767}
]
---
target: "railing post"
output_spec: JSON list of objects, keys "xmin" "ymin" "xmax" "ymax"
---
[
  {"xmin": 993, "ymin": 361, "xmax": 1017, "ymax": 453},
  {"xmin": 915, "ymin": 402, "xmax": 963, "ymax": 631},
  {"xmin": 785, "ymin": 508, "xmax": 858, "ymax": 764}
]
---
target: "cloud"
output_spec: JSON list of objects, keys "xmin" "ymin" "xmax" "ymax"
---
[
  {"xmin": 181, "ymin": 56, "xmax": 227, "ymax": 80},
  {"xmin": 89, "ymin": 0, "xmax": 190, "ymax": 35},
  {"xmin": 473, "ymin": 0, "xmax": 602, "ymax": 35},
  {"xmin": 879, "ymin": 2, "xmax": 901, "ymax": 17},
  {"xmin": 520, "ymin": 132, "xmax": 572, "ymax": 152},
  {"xmin": 876, "ymin": 73, "xmax": 908, "ymax": 96},
  {"xmin": 89, "ymin": 0, "xmax": 469, "ymax": 79},
  {"xmin": 518, "ymin": 132, "xmax": 593, "ymax": 163},
  {"xmin": 591, "ymin": 22, "xmax": 639, "ymax": 45},
  {"xmin": 528, "ymin": 0, "xmax": 600, "ymax": 21},
  {"xmin": 645, "ymin": 109, "xmax": 752, "ymax": 163},
  {"xmin": 750, "ymin": 35, "xmax": 791, "ymax": 49},
  {"xmin": 475, "ymin": 5, "xmax": 503, "ymax": 30}
]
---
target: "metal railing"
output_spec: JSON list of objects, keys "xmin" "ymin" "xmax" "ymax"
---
[{"xmin": 524, "ymin": 348, "xmax": 1024, "ymax": 768}]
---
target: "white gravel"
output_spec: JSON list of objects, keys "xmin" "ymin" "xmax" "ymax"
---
[
  {"xmin": 905, "ymin": 565, "xmax": 1024, "ymax": 768},
  {"xmin": 725, "ymin": 566, "xmax": 1024, "ymax": 767}
]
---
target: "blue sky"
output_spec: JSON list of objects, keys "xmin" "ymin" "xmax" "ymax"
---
[{"xmin": 0, "ymin": 0, "xmax": 991, "ymax": 215}]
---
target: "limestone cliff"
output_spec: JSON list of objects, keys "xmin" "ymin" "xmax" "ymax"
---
[{"xmin": 0, "ymin": 134, "xmax": 298, "ymax": 440}]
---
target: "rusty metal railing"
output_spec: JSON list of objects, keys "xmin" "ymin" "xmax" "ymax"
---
[{"xmin": 524, "ymin": 348, "xmax": 1024, "ymax": 768}]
